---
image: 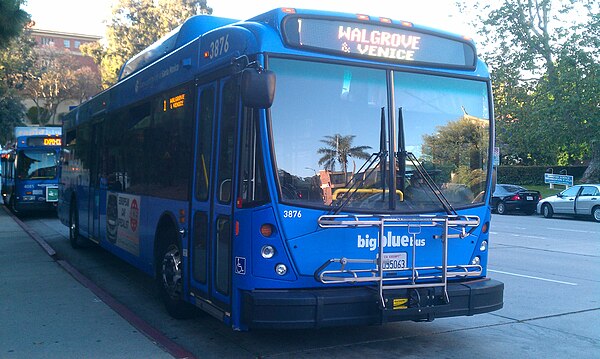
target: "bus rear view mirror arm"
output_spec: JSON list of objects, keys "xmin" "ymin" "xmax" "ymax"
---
[{"xmin": 241, "ymin": 68, "xmax": 276, "ymax": 109}]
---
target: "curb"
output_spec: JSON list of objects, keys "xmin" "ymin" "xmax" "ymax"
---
[{"xmin": 2, "ymin": 205, "xmax": 196, "ymax": 359}]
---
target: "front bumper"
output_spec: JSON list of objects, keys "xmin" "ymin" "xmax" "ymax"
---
[{"xmin": 242, "ymin": 278, "xmax": 503, "ymax": 329}]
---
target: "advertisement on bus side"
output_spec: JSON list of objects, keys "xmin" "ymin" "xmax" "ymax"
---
[{"xmin": 106, "ymin": 192, "xmax": 140, "ymax": 256}]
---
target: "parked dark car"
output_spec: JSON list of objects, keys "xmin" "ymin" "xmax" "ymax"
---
[
  {"xmin": 491, "ymin": 184, "xmax": 541, "ymax": 215},
  {"xmin": 537, "ymin": 184, "xmax": 600, "ymax": 222}
]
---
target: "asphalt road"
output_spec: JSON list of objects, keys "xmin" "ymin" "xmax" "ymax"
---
[{"xmin": 20, "ymin": 212, "xmax": 600, "ymax": 358}]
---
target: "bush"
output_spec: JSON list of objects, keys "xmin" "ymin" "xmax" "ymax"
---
[{"xmin": 497, "ymin": 166, "xmax": 587, "ymax": 185}]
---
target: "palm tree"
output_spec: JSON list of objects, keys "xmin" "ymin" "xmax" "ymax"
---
[{"xmin": 317, "ymin": 134, "xmax": 372, "ymax": 183}]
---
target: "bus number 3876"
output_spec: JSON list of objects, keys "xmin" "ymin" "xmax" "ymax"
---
[{"xmin": 209, "ymin": 35, "xmax": 229, "ymax": 59}]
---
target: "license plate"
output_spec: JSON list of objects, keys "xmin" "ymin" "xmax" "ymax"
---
[
  {"xmin": 526, "ymin": 196, "xmax": 534, "ymax": 201},
  {"xmin": 382, "ymin": 253, "xmax": 407, "ymax": 270}
]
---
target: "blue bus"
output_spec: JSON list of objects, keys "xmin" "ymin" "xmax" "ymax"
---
[
  {"xmin": 1, "ymin": 132, "xmax": 61, "ymax": 212},
  {"xmin": 59, "ymin": 8, "xmax": 503, "ymax": 330}
]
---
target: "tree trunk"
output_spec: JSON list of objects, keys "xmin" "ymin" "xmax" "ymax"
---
[{"xmin": 581, "ymin": 142, "xmax": 600, "ymax": 183}]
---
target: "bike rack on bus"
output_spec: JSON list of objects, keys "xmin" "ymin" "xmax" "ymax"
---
[{"xmin": 315, "ymin": 214, "xmax": 482, "ymax": 310}]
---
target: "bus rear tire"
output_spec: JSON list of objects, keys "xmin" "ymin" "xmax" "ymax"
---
[
  {"xmin": 157, "ymin": 233, "xmax": 195, "ymax": 319},
  {"xmin": 69, "ymin": 202, "xmax": 85, "ymax": 248},
  {"xmin": 9, "ymin": 194, "xmax": 18, "ymax": 213}
]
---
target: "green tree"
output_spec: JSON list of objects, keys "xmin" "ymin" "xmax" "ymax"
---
[
  {"xmin": 0, "ymin": 0, "xmax": 30, "ymax": 48},
  {"xmin": 458, "ymin": 0, "xmax": 599, "ymax": 182},
  {"xmin": 422, "ymin": 115, "xmax": 489, "ymax": 170},
  {"xmin": 317, "ymin": 134, "xmax": 372, "ymax": 183},
  {"xmin": 82, "ymin": 0, "xmax": 212, "ymax": 87},
  {"xmin": 0, "ymin": 32, "xmax": 35, "ymax": 144}
]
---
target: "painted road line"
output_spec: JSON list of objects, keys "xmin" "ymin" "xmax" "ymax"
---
[
  {"xmin": 547, "ymin": 227, "xmax": 599, "ymax": 234},
  {"xmin": 488, "ymin": 269, "xmax": 578, "ymax": 286}
]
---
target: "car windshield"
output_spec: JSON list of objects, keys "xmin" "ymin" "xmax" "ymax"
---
[
  {"xmin": 16, "ymin": 150, "xmax": 57, "ymax": 179},
  {"xmin": 268, "ymin": 58, "xmax": 490, "ymax": 212}
]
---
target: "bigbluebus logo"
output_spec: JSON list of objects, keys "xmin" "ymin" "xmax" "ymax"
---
[{"xmin": 357, "ymin": 232, "xmax": 426, "ymax": 251}]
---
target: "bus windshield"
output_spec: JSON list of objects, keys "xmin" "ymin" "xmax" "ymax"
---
[
  {"xmin": 269, "ymin": 58, "xmax": 490, "ymax": 212},
  {"xmin": 17, "ymin": 150, "xmax": 57, "ymax": 180}
]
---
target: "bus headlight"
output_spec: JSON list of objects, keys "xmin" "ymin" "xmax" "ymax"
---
[
  {"xmin": 275, "ymin": 263, "xmax": 287, "ymax": 276},
  {"xmin": 471, "ymin": 256, "xmax": 481, "ymax": 265},
  {"xmin": 261, "ymin": 245, "xmax": 276, "ymax": 259},
  {"xmin": 480, "ymin": 240, "xmax": 488, "ymax": 252}
]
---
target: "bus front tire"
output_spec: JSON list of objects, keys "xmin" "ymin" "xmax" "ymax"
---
[{"xmin": 157, "ymin": 237, "xmax": 195, "ymax": 319}]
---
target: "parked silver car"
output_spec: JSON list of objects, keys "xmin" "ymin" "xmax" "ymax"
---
[{"xmin": 537, "ymin": 184, "xmax": 600, "ymax": 222}]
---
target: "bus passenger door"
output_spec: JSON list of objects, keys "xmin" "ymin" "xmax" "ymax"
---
[
  {"xmin": 88, "ymin": 121, "xmax": 103, "ymax": 242},
  {"xmin": 189, "ymin": 77, "xmax": 238, "ymax": 314}
]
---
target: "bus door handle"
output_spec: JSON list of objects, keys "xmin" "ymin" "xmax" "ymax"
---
[{"xmin": 219, "ymin": 179, "xmax": 231, "ymax": 202}]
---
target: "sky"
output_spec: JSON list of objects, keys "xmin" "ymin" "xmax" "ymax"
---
[{"xmin": 22, "ymin": 0, "xmax": 476, "ymax": 40}]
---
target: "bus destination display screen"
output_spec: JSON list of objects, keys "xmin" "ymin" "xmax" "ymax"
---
[
  {"xmin": 282, "ymin": 17, "xmax": 476, "ymax": 69},
  {"xmin": 26, "ymin": 137, "xmax": 62, "ymax": 147}
]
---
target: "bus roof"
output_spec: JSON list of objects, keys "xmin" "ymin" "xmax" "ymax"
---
[{"xmin": 117, "ymin": 8, "xmax": 478, "ymax": 83}]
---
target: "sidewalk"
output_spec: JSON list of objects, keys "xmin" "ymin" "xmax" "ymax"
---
[{"xmin": 0, "ymin": 207, "xmax": 175, "ymax": 358}]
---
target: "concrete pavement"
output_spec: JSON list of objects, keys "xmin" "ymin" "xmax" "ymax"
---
[{"xmin": 0, "ymin": 206, "xmax": 178, "ymax": 358}]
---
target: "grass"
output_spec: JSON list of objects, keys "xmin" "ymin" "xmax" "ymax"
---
[{"xmin": 525, "ymin": 184, "xmax": 564, "ymax": 199}]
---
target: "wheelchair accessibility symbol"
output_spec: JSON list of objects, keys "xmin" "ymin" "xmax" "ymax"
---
[{"xmin": 235, "ymin": 257, "xmax": 246, "ymax": 275}]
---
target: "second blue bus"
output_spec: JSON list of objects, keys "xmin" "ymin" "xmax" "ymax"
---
[{"xmin": 1, "ymin": 131, "xmax": 61, "ymax": 212}]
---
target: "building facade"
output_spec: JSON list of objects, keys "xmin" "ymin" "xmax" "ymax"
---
[{"xmin": 23, "ymin": 29, "xmax": 102, "ymax": 125}]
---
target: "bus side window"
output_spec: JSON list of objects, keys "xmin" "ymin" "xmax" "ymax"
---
[
  {"xmin": 237, "ymin": 108, "xmax": 269, "ymax": 207},
  {"xmin": 217, "ymin": 79, "xmax": 238, "ymax": 204},
  {"xmin": 195, "ymin": 86, "xmax": 215, "ymax": 201}
]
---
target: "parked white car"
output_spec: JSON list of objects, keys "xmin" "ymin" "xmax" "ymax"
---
[{"xmin": 537, "ymin": 184, "xmax": 600, "ymax": 222}]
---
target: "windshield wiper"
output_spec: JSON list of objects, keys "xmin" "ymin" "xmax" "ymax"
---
[
  {"xmin": 396, "ymin": 107, "xmax": 456, "ymax": 216},
  {"xmin": 330, "ymin": 108, "xmax": 388, "ymax": 215}
]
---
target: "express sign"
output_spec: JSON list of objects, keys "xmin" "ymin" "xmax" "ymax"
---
[{"xmin": 283, "ymin": 17, "xmax": 476, "ymax": 69}]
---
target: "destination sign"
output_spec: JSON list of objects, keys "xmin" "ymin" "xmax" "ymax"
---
[
  {"xmin": 163, "ymin": 93, "xmax": 185, "ymax": 112},
  {"xmin": 283, "ymin": 17, "xmax": 476, "ymax": 68},
  {"xmin": 27, "ymin": 137, "xmax": 62, "ymax": 147}
]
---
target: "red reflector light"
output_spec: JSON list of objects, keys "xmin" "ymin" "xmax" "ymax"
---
[
  {"xmin": 482, "ymin": 221, "xmax": 489, "ymax": 234},
  {"xmin": 260, "ymin": 224, "xmax": 274, "ymax": 237},
  {"xmin": 235, "ymin": 221, "xmax": 240, "ymax": 236},
  {"xmin": 357, "ymin": 14, "xmax": 370, "ymax": 21},
  {"xmin": 379, "ymin": 17, "xmax": 392, "ymax": 23},
  {"xmin": 281, "ymin": 7, "xmax": 296, "ymax": 14},
  {"xmin": 510, "ymin": 195, "xmax": 520, "ymax": 201}
]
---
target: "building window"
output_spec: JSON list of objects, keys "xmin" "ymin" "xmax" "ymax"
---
[
  {"xmin": 63, "ymin": 39, "xmax": 71, "ymax": 48},
  {"xmin": 41, "ymin": 37, "xmax": 54, "ymax": 46},
  {"xmin": 74, "ymin": 40, "xmax": 81, "ymax": 49}
]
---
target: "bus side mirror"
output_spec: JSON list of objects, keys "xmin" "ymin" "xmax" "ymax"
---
[{"xmin": 241, "ymin": 68, "xmax": 275, "ymax": 109}]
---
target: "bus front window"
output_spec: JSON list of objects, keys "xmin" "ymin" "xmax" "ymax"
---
[
  {"xmin": 268, "ymin": 58, "xmax": 490, "ymax": 212},
  {"xmin": 17, "ymin": 150, "xmax": 58, "ymax": 179}
]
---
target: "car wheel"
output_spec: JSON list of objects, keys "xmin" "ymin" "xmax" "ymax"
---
[
  {"xmin": 593, "ymin": 206, "xmax": 600, "ymax": 223},
  {"xmin": 496, "ymin": 201, "xmax": 507, "ymax": 215},
  {"xmin": 157, "ymin": 236, "xmax": 195, "ymax": 319},
  {"xmin": 542, "ymin": 203, "xmax": 554, "ymax": 218}
]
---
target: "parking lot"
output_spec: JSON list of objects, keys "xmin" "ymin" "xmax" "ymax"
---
[{"xmin": 10, "ymin": 211, "xmax": 597, "ymax": 358}]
